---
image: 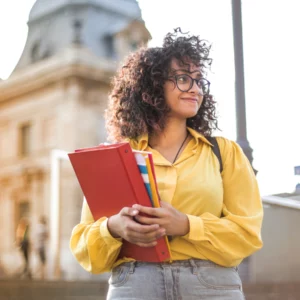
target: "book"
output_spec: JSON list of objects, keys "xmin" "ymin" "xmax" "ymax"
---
[
  {"xmin": 133, "ymin": 151, "xmax": 154, "ymax": 206},
  {"xmin": 133, "ymin": 150, "xmax": 172, "ymax": 256},
  {"xmin": 133, "ymin": 151, "xmax": 160, "ymax": 207},
  {"xmin": 68, "ymin": 142, "xmax": 171, "ymax": 262}
]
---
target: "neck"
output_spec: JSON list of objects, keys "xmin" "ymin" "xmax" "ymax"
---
[{"xmin": 149, "ymin": 118, "xmax": 188, "ymax": 149}]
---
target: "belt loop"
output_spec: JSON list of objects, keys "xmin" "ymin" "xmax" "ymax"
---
[
  {"xmin": 129, "ymin": 261, "xmax": 136, "ymax": 274},
  {"xmin": 189, "ymin": 259, "xmax": 197, "ymax": 275}
]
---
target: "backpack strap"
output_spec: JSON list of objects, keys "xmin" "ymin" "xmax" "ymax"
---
[{"xmin": 206, "ymin": 136, "xmax": 223, "ymax": 173}]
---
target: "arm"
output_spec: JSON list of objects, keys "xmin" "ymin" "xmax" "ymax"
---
[
  {"xmin": 183, "ymin": 137, "xmax": 263, "ymax": 266},
  {"xmin": 70, "ymin": 198, "xmax": 166, "ymax": 274},
  {"xmin": 134, "ymin": 138, "xmax": 263, "ymax": 267}
]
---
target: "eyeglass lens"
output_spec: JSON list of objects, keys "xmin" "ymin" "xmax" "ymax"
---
[{"xmin": 175, "ymin": 75, "xmax": 209, "ymax": 94}]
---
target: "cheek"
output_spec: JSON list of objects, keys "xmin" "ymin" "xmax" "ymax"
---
[
  {"xmin": 164, "ymin": 82, "xmax": 175, "ymax": 94},
  {"xmin": 164, "ymin": 83, "xmax": 178, "ymax": 102},
  {"xmin": 199, "ymin": 97, "xmax": 204, "ymax": 107}
]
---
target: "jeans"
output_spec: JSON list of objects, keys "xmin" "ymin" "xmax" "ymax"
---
[{"xmin": 107, "ymin": 259, "xmax": 245, "ymax": 300}]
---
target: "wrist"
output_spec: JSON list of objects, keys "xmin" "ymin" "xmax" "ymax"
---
[
  {"xmin": 179, "ymin": 213, "xmax": 190, "ymax": 236},
  {"xmin": 107, "ymin": 215, "xmax": 121, "ymax": 238}
]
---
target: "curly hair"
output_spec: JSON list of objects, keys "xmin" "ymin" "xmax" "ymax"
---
[{"xmin": 105, "ymin": 28, "xmax": 219, "ymax": 142}]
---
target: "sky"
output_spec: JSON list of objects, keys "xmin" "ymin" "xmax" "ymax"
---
[{"xmin": 0, "ymin": 0, "xmax": 300, "ymax": 196}]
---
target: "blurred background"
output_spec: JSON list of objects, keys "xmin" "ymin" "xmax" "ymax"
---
[{"xmin": 0, "ymin": 0, "xmax": 299, "ymax": 299}]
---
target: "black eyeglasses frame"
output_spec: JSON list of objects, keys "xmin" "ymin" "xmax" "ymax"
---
[{"xmin": 167, "ymin": 74, "xmax": 210, "ymax": 95}]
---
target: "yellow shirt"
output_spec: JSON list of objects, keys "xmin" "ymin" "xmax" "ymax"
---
[{"xmin": 70, "ymin": 128, "xmax": 263, "ymax": 274}]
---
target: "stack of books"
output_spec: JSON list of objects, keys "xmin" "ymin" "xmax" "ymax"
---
[{"xmin": 68, "ymin": 142, "xmax": 171, "ymax": 262}]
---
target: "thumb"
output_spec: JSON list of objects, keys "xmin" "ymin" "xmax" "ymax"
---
[{"xmin": 120, "ymin": 207, "xmax": 139, "ymax": 217}]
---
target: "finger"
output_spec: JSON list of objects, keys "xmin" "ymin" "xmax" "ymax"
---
[
  {"xmin": 128, "ymin": 222, "xmax": 160, "ymax": 234},
  {"xmin": 120, "ymin": 207, "xmax": 139, "ymax": 217},
  {"xmin": 134, "ymin": 215, "xmax": 162, "ymax": 226},
  {"xmin": 128, "ymin": 228, "xmax": 166, "ymax": 243},
  {"xmin": 136, "ymin": 241, "xmax": 158, "ymax": 248},
  {"xmin": 132, "ymin": 204, "xmax": 163, "ymax": 217},
  {"xmin": 121, "ymin": 217, "xmax": 160, "ymax": 234},
  {"xmin": 124, "ymin": 222, "xmax": 165, "ymax": 238},
  {"xmin": 128, "ymin": 233, "xmax": 158, "ymax": 244}
]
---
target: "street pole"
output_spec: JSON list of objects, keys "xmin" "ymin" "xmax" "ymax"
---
[{"xmin": 231, "ymin": 0, "xmax": 257, "ymax": 174}]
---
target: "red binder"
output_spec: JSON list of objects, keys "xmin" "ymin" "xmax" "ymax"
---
[{"xmin": 68, "ymin": 142, "xmax": 170, "ymax": 262}]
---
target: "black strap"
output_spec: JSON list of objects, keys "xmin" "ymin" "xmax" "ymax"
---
[{"xmin": 206, "ymin": 136, "xmax": 223, "ymax": 173}]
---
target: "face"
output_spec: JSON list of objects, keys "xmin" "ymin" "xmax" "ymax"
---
[{"xmin": 163, "ymin": 58, "xmax": 204, "ymax": 120}]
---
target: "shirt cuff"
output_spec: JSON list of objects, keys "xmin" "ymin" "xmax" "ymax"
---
[
  {"xmin": 99, "ymin": 218, "xmax": 123, "ymax": 244},
  {"xmin": 184, "ymin": 214, "xmax": 205, "ymax": 241}
]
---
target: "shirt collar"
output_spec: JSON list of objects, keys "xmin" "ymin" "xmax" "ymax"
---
[
  {"xmin": 187, "ymin": 127, "xmax": 213, "ymax": 147},
  {"xmin": 130, "ymin": 127, "xmax": 213, "ymax": 151}
]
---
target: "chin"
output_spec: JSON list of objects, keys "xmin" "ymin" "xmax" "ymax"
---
[
  {"xmin": 169, "ymin": 109, "xmax": 199, "ymax": 120},
  {"xmin": 184, "ymin": 110, "xmax": 199, "ymax": 119}
]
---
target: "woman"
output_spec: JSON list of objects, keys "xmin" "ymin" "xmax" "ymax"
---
[
  {"xmin": 16, "ymin": 218, "xmax": 31, "ymax": 278},
  {"xmin": 70, "ymin": 29, "xmax": 263, "ymax": 299}
]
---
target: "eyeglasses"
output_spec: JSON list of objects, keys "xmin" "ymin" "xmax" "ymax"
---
[{"xmin": 168, "ymin": 74, "xmax": 210, "ymax": 95}]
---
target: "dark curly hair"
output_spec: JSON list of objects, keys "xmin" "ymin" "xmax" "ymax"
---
[{"xmin": 105, "ymin": 28, "xmax": 219, "ymax": 142}]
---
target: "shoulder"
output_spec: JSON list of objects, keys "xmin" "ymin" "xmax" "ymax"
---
[
  {"xmin": 214, "ymin": 137, "xmax": 257, "ymax": 180},
  {"xmin": 214, "ymin": 136, "xmax": 248, "ymax": 166},
  {"xmin": 214, "ymin": 136, "xmax": 239, "ymax": 151}
]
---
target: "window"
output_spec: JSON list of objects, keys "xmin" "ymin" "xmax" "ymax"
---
[
  {"xmin": 104, "ymin": 35, "xmax": 116, "ymax": 58},
  {"xmin": 18, "ymin": 202, "xmax": 30, "ymax": 220},
  {"xmin": 19, "ymin": 124, "xmax": 32, "ymax": 156}
]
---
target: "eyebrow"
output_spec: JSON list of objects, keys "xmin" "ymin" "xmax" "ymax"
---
[{"xmin": 170, "ymin": 68, "xmax": 201, "ymax": 76}]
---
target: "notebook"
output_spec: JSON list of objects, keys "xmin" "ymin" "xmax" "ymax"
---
[{"xmin": 68, "ymin": 142, "xmax": 171, "ymax": 262}]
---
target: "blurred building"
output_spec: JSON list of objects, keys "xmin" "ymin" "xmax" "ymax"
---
[
  {"xmin": 2, "ymin": 0, "xmax": 297, "ymax": 286},
  {"xmin": 0, "ymin": 0, "xmax": 150, "ymax": 280},
  {"xmin": 250, "ymin": 194, "xmax": 300, "ymax": 283}
]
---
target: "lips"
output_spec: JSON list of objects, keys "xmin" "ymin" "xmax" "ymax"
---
[{"xmin": 181, "ymin": 98, "xmax": 198, "ymax": 102}]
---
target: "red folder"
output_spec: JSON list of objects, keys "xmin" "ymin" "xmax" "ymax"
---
[{"xmin": 68, "ymin": 142, "xmax": 170, "ymax": 262}]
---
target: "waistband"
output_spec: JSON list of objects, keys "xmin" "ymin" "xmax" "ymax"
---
[{"xmin": 122, "ymin": 259, "xmax": 222, "ymax": 269}]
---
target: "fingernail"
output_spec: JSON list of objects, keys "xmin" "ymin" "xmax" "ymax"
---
[{"xmin": 132, "ymin": 210, "xmax": 138, "ymax": 215}]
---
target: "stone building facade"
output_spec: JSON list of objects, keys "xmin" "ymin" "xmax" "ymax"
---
[{"xmin": 0, "ymin": 0, "xmax": 150, "ymax": 280}]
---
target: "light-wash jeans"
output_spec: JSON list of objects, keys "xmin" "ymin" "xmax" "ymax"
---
[{"xmin": 107, "ymin": 259, "xmax": 245, "ymax": 300}]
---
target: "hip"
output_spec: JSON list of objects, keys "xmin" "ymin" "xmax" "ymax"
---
[{"xmin": 107, "ymin": 259, "xmax": 245, "ymax": 300}]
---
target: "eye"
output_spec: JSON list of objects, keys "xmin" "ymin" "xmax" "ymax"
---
[{"xmin": 176, "ymin": 75, "xmax": 189, "ymax": 83}]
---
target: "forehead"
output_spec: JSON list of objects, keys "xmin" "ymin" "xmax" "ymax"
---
[{"xmin": 170, "ymin": 58, "xmax": 201, "ymax": 73}]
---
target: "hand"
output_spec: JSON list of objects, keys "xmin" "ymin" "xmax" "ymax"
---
[
  {"xmin": 132, "ymin": 201, "xmax": 190, "ymax": 237},
  {"xmin": 107, "ymin": 207, "xmax": 166, "ymax": 247}
]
